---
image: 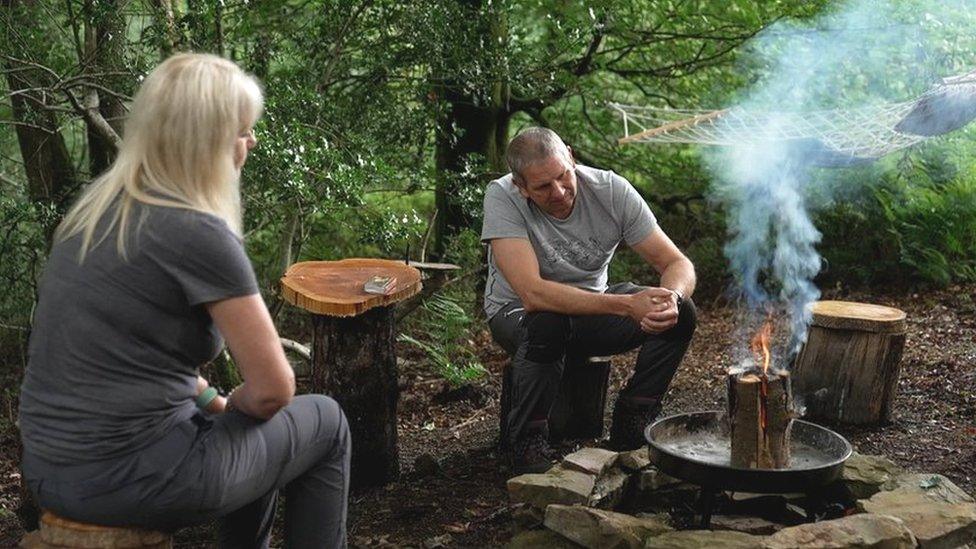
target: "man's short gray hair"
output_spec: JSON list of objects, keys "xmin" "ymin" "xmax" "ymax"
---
[{"xmin": 506, "ymin": 127, "xmax": 572, "ymax": 185}]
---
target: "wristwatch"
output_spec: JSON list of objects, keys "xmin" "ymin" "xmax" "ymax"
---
[{"xmin": 668, "ymin": 288, "xmax": 684, "ymax": 307}]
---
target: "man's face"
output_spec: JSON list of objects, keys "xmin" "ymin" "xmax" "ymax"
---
[{"xmin": 516, "ymin": 153, "xmax": 577, "ymax": 219}]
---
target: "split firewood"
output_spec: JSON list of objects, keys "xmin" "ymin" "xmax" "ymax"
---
[{"xmin": 728, "ymin": 369, "xmax": 793, "ymax": 468}]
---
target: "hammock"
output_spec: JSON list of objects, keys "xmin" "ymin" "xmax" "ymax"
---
[{"xmin": 611, "ymin": 69, "xmax": 976, "ymax": 167}]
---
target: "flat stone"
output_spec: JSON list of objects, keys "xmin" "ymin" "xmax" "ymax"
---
[
  {"xmin": 858, "ymin": 474, "xmax": 976, "ymax": 548},
  {"xmin": 843, "ymin": 453, "xmax": 904, "ymax": 499},
  {"xmin": 589, "ymin": 467, "xmax": 631, "ymax": 509},
  {"xmin": 618, "ymin": 448, "xmax": 651, "ymax": 472},
  {"xmin": 637, "ymin": 467, "xmax": 681, "ymax": 491},
  {"xmin": 881, "ymin": 474, "xmax": 975, "ymax": 504},
  {"xmin": 644, "ymin": 530, "xmax": 762, "ymax": 548},
  {"xmin": 764, "ymin": 513, "xmax": 916, "ymax": 548},
  {"xmin": 710, "ymin": 514, "xmax": 784, "ymax": 535},
  {"xmin": 508, "ymin": 465, "xmax": 596, "ymax": 510},
  {"xmin": 508, "ymin": 529, "xmax": 581, "ymax": 548},
  {"xmin": 563, "ymin": 448, "xmax": 619, "ymax": 476},
  {"xmin": 545, "ymin": 505, "xmax": 671, "ymax": 549}
]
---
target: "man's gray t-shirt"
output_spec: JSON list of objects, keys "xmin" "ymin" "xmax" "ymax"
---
[
  {"xmin": 481, "ymin": 165, "xmax": 657, "ymax": 319},
  {"xmin": 18, "ymin": 204, "xmax": 258, "ymax": 464}
]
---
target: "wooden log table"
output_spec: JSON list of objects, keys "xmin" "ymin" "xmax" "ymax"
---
[
  {"xmin": 792, "ymin": 300, "xmax": 907, "ymax": 425},
  {"xmin": 281, "ymin": 258, "xmax": 422, "ymax": 487}
]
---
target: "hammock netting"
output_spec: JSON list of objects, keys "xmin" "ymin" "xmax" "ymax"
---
[{"xmin": 611, "ymin": 69, "xmax": 976, "ymax": 166}]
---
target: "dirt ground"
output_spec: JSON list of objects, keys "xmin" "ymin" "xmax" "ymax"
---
[{"xmin": 1, "ymin": 284, "xmax": 973, "ymax": 547}]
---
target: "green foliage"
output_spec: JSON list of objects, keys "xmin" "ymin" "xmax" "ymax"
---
[{"xmin": 399, "ymin": 294, "xmax": 487, "ymax": 387}]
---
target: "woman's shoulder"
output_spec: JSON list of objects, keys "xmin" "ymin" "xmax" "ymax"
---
[{"xmin": 141, "ymin": 205, "xmax": 240, "ymax": 245}]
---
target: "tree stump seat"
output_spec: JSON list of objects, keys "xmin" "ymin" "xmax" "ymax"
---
[
  {"xmin": 499, "ymin": 354, "xmax": 612, "ymax": 448},
  {"xmin": 280, "ymin": 258, "xmax": 421, "ymax": 488},
  {"xmin": 792, "ymin": 300, "xmax": 908, "ymax": 425},
  {"xmin": 20, "ymin": 511, "xmax": 171, "ymax": 548}
]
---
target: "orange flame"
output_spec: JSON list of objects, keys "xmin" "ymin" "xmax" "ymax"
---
[
  {"xmin": 750, "ymin": 318, "xmax": 774, "ymax": 374},
  {"xmin": 750, "ymin": 316, "xmax": 775, "ymax": 433}
]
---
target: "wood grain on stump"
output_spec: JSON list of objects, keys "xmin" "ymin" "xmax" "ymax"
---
[
  {"xmin": 280, "ymin": 259, "xmax": 421, "ymax": 317},
  {"xmin": 19, "ymin": 511, "xmax": 172, "ymax": 548},
  {"xmin": 280, "ymin": 258, "xmax": 422, "ymax": 488},
  {"xmin": 793, "ymin": 300, "xmax": 907, "ymax": 425},
  {"xmin": 728, "ymin": 371, "xmax": 793, "ymax": 469}
]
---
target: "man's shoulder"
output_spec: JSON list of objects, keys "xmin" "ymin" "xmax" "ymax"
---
[
  {"xmin": 576, "ymin": 164, "xmax": 629, "ymax": 191},
  {"xmin": 487, "ymin": 172, "xmax": 518, "ymax": 195}
]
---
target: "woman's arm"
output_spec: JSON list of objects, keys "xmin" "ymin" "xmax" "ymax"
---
[{"xmin": 205, "ymin": 294, "xmax": 296, "ymax": 419}]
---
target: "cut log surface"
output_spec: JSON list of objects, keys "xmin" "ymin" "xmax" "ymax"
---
[
  {"xmin": 24, "ymin": 511, "xmax": 172, "ymax": 548},
  {"xmin": 810, "ymin": 300, "xmax": 906, "ymax": 333},
  {"xmin": 793, "ymin": 300, "xmax": 907, "ymax": 424},
  {"xmin": 728, "ymin": 371, "xmax": 793, "ymax": 469},
  {"xmin": 280, "ymin": 259, "xmax": 422, "ymax": 317}
]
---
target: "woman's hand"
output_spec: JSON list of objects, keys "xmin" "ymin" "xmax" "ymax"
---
[{"xmin": 196, "ymin": 375, "xmax": 209, "ymax": 395}]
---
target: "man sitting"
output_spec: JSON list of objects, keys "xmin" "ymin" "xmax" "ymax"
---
[{"xmin": 482, "ymin": 127, "xmax": 697, "ymax": 473}]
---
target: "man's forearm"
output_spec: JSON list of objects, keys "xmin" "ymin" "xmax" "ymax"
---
[
  {"xmin": 660, "ymin": 257, "xmax": 696, "ymax": 298},
  {"xmin": 522, "ymin": 280, "xmax": 633, "ymax": 316}
]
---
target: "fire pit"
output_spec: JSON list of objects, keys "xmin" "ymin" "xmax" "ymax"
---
[{"xmin": 645, "ymin": 410, "xmax": 852, "ymax": 526}]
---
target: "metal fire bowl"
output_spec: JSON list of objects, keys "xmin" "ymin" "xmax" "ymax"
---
[{"xmin": 645, "ymin": 411, "xmax": 852, "ymax": 494}]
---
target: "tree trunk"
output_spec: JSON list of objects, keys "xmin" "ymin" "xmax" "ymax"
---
[
  {"xmin": 2, "ymin": 0, "xmax": 80, "ymax": 239},
  {"xmin": 727, "ymin": 371, "xmax": 792, "ymax": 469},
  {"xmin": 311, "ymin": 307, "xmax": 399, "ymax": 488},
  {"xmin": 791, "ymin": 301, "xmax": 907, "ymax": 425},
  {"xmin": 432, "ymin": 0, "xmax": 509, "ymax": 259},
  {"xmin": 84, "ymin": 0, "xmax": 127, "ymax": 177}
]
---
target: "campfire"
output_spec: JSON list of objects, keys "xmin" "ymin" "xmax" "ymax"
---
[{"xmin": 727, "ymin": 316, "xmax": 794, "ymax": 469}]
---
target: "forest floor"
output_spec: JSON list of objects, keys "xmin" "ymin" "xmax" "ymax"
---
[{"xmin": 0, "ymin": 284, "xmax": 973, "ymax": 547}]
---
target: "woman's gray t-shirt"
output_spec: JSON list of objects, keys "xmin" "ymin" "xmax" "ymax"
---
[
  {"xmin": 480, "ymin": 165, "xmax": 657, "ymax": 320},
  {"xmin": 18, "ymin": 204, "xmax": 258, "ymax": 464}
]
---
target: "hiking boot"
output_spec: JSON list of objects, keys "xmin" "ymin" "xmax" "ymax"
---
[
  {"xmin": 510, "ymin": 421, "xmax": 556, "ymax": 474},
  {"xmin": 608, "ymin": 397, "xmax": 663, "ymax": 451}
]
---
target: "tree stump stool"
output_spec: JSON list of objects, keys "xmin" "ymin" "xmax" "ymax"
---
[
  {"xmin": 281, "ymin": 258, "xmax": 422, "ymax": 488},
  {"xmin": 792, "ymin": 300, "xmax": 907, "ymax": 425},
  {"xmin": 19, "ymin": 511, "xmax": 171, "ymax": 548},
  {"xmin": 499, "ymin": 354, "xmax": 612, "ymax": 448}
]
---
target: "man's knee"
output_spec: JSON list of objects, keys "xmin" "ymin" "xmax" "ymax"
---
[
  {"xmin": 672, "ymin": 297, "xmax": 697, "ymax": 340},
  {"xmin": 521, "ymin": 311, "xmax": 571, "ymax": 363}
]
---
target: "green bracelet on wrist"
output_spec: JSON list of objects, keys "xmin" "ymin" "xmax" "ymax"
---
[{"xmin": 196, "ymin": 387, "xmax": 219, "ymax": 410}]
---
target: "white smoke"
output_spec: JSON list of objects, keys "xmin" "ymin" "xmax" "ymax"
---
[{"xmin": 708, "ymin": 0, "xmax": 976, "ymax": 365}]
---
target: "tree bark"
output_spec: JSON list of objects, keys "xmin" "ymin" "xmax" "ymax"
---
[
  {"xmin": 311, "ymin": 307, "xmax": 399, "ymax": 488},
  {"xmin": 728, "ymin": 371, "xmax": 792, "ymax": 469},
  {"xmin": 431, "ymin": 0, "xmax": 509, "ymax": 259},
  {"xmin": 83, "ymin": 0, "xmax": 127, "ymax": 177},
  {"xmin": 792, "ymin": 304, "xmax": 906, "ymax": 425},
  {"xmin": 2, "ymin": 0, "xmax": 80, "ymax": 238}
]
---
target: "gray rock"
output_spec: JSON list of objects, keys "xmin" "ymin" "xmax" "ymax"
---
[
  {"xmin": 422, "ymin": 533, "xmax": 453, "ymax": 548},
  {"xmin": 544, "ymin": 504, "xmax": 672, "ymax": 549},
  {"xmin": 589, "ymin": 467, "xmax": 631, "ymax": 509},
  {"xmin": 843, "ymin": 453, "xmax": 904, "ymax": 499},
  {"xmin": 881, "ymin": 474, "xmax": 976, "ymax": 504},
  {"xmin": 508, "ymin": 465, "xmax": 596, "ymax": 510},
  {"xmin": 764, "ymin": 513, "xmax": 916, "ymax": 548},
  {"xmin": 643, "ymin": 530, "xmax": 762, "ymax": 548},
  {"xmin": 858, "ymin": 474, "xmax": 976, "ymax": 548},
  {"xmin": 508, "ymin": 529, "xmax": 581, "ymax": 548},
  {"xmin": 618, "ymin": 448, "xmax": 651, "ymax": 472},
  {"xmin": 563, "ymin": 447, "xmax": 619, "ymax": 476},
  {"xmin": 710, "ymin": 514, "xmax": 784, "ymax": 535},
  {"xmin": 637, "ymin": 467, "xmax": 681, "ymax": 491}
]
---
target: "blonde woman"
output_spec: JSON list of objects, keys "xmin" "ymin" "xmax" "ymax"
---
[{"xmin": 18, "ymin": 54, "xmax": 349, "ymax": 548}]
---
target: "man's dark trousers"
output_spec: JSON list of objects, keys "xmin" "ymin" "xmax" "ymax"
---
[{"xmin": 489, "ymin": 282, "xmax": 697, "ymax": 447}]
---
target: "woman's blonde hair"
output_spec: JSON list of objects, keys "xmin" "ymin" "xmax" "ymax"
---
[{"xmin": 56, "ymin": 53, "xmax": 264, "ymax": 259}]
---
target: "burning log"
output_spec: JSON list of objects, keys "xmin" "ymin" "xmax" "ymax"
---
[
  {"xmin": 727, "ymin": 369, "xmax": 793, "ymax": 468},
  {"xmin": 727, "ymin": 318, "xmax": 794, "ymax": 469}
]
